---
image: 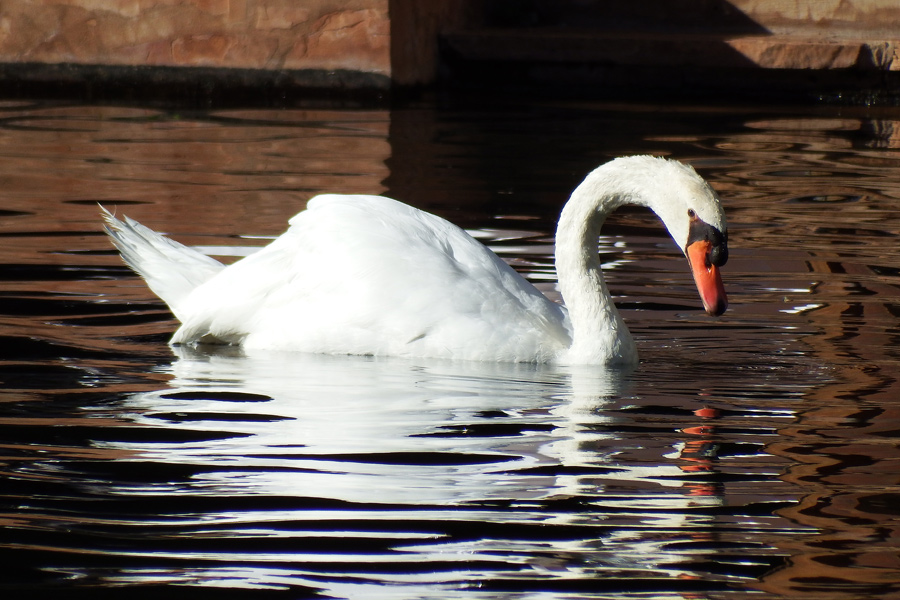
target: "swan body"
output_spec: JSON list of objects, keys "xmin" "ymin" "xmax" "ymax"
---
[{"xmin": 104, "ymin": 155, "xmax": 728, "ymax": 365}]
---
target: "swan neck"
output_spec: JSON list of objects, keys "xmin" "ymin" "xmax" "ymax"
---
[{"xmin": 555, "ymin": 175, "xmax": 637, "ymax": 365}]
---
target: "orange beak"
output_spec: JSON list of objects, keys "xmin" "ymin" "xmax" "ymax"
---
[{"xmin": 686, "ymin": 240, "xmax": 728, "ymax": 316}]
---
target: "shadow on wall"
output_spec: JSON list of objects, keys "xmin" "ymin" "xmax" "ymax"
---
[{"xmin": 440, "ymin": 0, "xmax": 900, "ymax": 102}]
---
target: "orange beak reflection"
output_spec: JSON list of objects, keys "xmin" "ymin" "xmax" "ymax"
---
[{"xmin": 686, "ymin": 240, "xmax": 728, "ymax": 316}]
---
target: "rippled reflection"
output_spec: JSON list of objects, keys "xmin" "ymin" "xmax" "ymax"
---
[
  {"xmin": 3, "ymin": 101, "xmax": 900, "ymax": 598},
  {"xmin": 8, "ymin": 347, "xmax": 801, "ymax": 596}
]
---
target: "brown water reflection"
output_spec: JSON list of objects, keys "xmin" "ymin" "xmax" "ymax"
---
[
  {"xmin": 690, "ymin": 112, "xmax": 900, "ymax": 597},
  {"xmin": 2, "ymin": 99, "xmax": 900, "ymax": 597}
]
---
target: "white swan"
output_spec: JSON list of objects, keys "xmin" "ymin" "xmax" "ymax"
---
[{"xmin": 103, "ymin": 155, "xmax": 728, "ymax": 365}]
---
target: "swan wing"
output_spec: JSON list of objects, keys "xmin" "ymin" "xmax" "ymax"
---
[{"xmin": 173, "ymin": 195, "xmax": 570, "ymax": 361}]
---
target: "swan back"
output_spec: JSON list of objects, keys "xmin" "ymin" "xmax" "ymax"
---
[{"xmin": 172, "ymin": 194, "xmax": 572, "ymax": 361}]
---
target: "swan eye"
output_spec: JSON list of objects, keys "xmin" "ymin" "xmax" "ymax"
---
[{"xmin": 687, "ymin": 209, "xmax": 696, "ymax": 219}]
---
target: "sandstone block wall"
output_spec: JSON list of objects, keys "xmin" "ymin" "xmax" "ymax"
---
[
  {"xmin": 0, "ymin": 0, "xmax": 390, "ymax": 74},
  {"xmin": 0, "ymin": 0, "xmax": 897, "ymax": 94},
  {"xmin": 732, "ymin": 0, "xmax": 900, "ymax": 38},
  {"xmin": 0, "ymin": 0, "xmax": 476, "ymax": 89}
]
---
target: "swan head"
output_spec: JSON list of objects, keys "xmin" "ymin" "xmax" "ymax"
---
[
  {"xmin": 636, "ymin": 157, "xmax": 728, "ymax": 317},
  {"xmin": 575, "ymin": 156, "xmax": 729, "ymax": 317}
]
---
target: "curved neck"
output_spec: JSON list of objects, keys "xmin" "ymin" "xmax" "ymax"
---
[{"xmin": 555, "ymin": 169, "xmax": 638, "ymax": 364}]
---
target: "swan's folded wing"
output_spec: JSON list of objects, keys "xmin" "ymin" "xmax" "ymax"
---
[
  {"xmin": 172, "ymin": 194, "xmax": 571, "ymax": 361},
  {"xmin": 170, "ymin": 231, "xmax": 297, "ymax": 345}
]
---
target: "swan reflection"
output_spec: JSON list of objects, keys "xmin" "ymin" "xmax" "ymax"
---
[
  {"xmin": 102, "ymin": 348, "xmax": 727, "ymax": 513},
  {"xmin": 86, "ymin": 348, "xmax": 744, "ymax": 594}
]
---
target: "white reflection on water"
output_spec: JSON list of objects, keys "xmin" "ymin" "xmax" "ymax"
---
[
  {"xmin": 90, "ymin": 348, "xmax": 748, "ymax": 595},
  {"xmin": 109, "ymin": 348, "xmax": 640, "ymax": 505}
]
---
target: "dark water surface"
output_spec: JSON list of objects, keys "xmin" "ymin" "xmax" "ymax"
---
[{"xmin": 2, "ymin": 98, "xmax": 900, "ymax": 599}]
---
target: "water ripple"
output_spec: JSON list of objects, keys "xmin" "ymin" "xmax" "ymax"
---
[{"xmin": 2, "ymin": 102, "xmax": 900, "ymax": 598}]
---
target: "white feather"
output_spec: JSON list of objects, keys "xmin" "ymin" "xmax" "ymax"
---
[{"xmin": 101, "ymin": 206, "xmax": 224, "ymax": 321}]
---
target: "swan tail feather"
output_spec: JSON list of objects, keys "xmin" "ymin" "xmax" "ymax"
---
[{"xmin": 101, "ymin": 206, "xmax": 225, "ymax": 320}]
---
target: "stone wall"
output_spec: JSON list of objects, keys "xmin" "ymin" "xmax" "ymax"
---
[
  {"xmin": 0, "ymin": 0, "xmax": 476, "ymax": 91},
  {"xmin": 732, "ymin": 0, "xmax": 900, "ymax": 38},
  {"xmin": 0, "ymin": 0, "xmax": 390, "ymax": 73},
  {"xmin": 0, "ymin": 0, "xmax": 897, "ymax": 95}
]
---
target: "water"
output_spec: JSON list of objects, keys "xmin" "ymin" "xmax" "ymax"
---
[{"xmin": 2, "ymin": 98, "xmax": 900, "ymax": 599}]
